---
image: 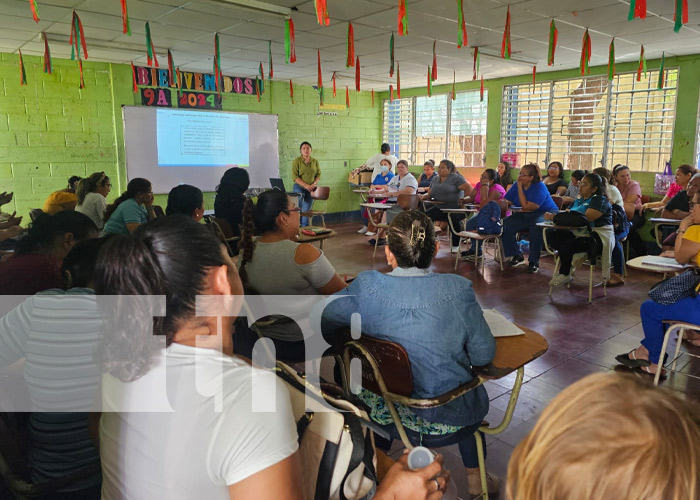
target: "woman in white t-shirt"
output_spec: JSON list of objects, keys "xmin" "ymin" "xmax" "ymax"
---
[
  {"xmin": 75, "ymin": 172, "xmax": 111, "ymax": 232},
  {"xmin": 594, "ymin": 167, "xmax": 626, "ymax": 286}
]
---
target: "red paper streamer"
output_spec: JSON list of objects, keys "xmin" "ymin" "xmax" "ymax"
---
[
  {"xmin": 533, "ymin": 65, "xmax": 536, "ymax": 86},
  {"xmin": 432, "ymin": 41, "xmax": 438, "ymax": 81},
  {"xmin": 637, "ymin": 45, "xmax": 647, "ymax": 82},
  {"xmin": 120, "ymin": 0, "xmax": 131, "ymax": 35},
  {"xmin": 176, "ymin": 67, "xmax": 182, "ymax": 96},
  {"xmin": 255, "ymin": 77, "xmax": 261, "ymax": 102},
  {"xmin": 427, "ymin": 66, "xmax": 431, "ymax": 97},
  {"xmin": 390, "ymin": 85, "xmax": 394, "ymax": 102},
  {"xmin": 290, "ymin": 79, "xmax": 294, "ymax": 104},
  {"xmin": 580, "ymin": 29, "xmax": 591, "ymax": 75},
  {"xmin": 346, "ymin": 86, "xmax": 350, "ymax": 108},
  {"xmin": 70, "ymin": 11, "xmax": 88, "ymax": 60},
  {"xmin": 371, "ymin": 89, "xmax": 374, "ymax": 107},
  {"xmin": 480, "ymin": 76, "xmax": 484, "ymax": 102},
  {"xmin": 355, "ymin": 56, "xmax": 360, "ymax": 92},
  {"xmin": 167, "ymin": 50, "xmax": 174, "ymax": 86},
  {"xmin": 145, "ymin": 21, "xmax": 157, "ymax": 67},
  {"xmin": 19, "ymin": 50, "xmax": 27, "ymax": 86},
  {"xmin": 43, "ymin": 33, "xmax": 52, "ymax": 74},
  {"xmin": 131, "ymin": 62, "xmax": 137, "ymax": 92},
  {"xmin": 78, "ymin": 59, "xmax": 85, "ymax": 89},
  {"xmin": 628, "ymin": 0, "xmax": 647, "ymax": 20},
  {"xmin": 398, "ymin": 0, "xmax": 408, "ymax": 35},
  {"xmin": 501, "ymin": 6, "xmax": 511, "ymax": 59},
  {"xmin": 347, "ymin": 23, "xmax": 355, "ymax": 67},
  {"xmin": 548, "ymin": 20, "xmax": 558, "ymax": 66},
  {"xmin": 268, "ymin": 40, "xmax": 273, "ymax": 78},
  {"xmin": 397, "ymin": 62, "xmax": 400, "ymax": 98},
  {"xmin": 285, "ymin": 18, "xmax": 297, "ymax": 63},
  {"xmin": 451, "ymin": 70, "xmax": 455, "ymax": 101},
  {"xmin": 457, "ymin": 0, "xmax": 467, "ymax": 48},
  {"xmin": 29, "ymin": 0, "xmax": 40, "ymax": 22},
  {"xmin": 317, "ymin": 50, "xmax": 322, "ymax": 90},
  {"xmin": 674, "ymin": 0, "xmax": 688, "ymax": 32},
  {"xmin": 332, "ymin": 72, "xmax": 337, "ymax": 98},
  {"xmin": 315, "ymin": 0, "xmax": 329, "ymax": 26},
  {"xmin": 473, "ymin": 47, "xmax": 479, "ymax": 80}
]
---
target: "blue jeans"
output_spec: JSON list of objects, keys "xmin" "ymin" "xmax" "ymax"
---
[
  {"xmin": 292, "ymin": 183, "xmax": 313, "ymax": 226},
  {"xmin": 502, "ymin": 211, "xmax": 546, "ymax": 264},
  {"xmin": 640, "ymin": 296, "xmax": 700, "ymax": 364},
  {"xmin": 611, "ymin": 226, "xmax": 630, "ymax": 275},
  {"xmin": 464, "ymin": 216, "xmax": 482, "ymax": 254}
]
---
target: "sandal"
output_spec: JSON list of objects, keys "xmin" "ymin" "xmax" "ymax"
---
[
  {"xmin": 636, "ymin": 365, "xmax": 667, "ymax": 381},
  {"xmin": 615, "ymin": 349, "xmax": 651, "ymax": 368}
]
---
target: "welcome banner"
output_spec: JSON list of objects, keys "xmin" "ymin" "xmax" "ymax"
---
[{"xmin": 135, "ymin": 65, "xmax": 256, "ymax": 95}]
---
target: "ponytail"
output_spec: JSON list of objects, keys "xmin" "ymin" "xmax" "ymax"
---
[
  {"xmin": 104, "ymin": 178, "xmax": 151, "ymax": 223},
  {"xmin": 238, "ymin": 198, "xmax": 257, "ymax": 288},
  {"xmin": 76, "ymin": 172, "xmax": 109, "ymax": 205}
]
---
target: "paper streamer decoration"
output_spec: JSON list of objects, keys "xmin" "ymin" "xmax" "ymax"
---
[
  {"xmin": 258, "ymin": 62, "xmax": 265, "ymax": 92},
  {"xmin": 501, "ymin": 6, "xmax": 511, "ymax": 59},
  {"xmin": 19, "ymin": 50, "xmax": 27, "ymax": 86},
  {"xmin": 628, "ymin": 0, "xmax": 646, "ymax": 20},
  {"xmin": 268, "ymin": 41, "xmax": 273, "ymax": 78},
  {"xmin": 389, "ymin": 33, "xmax": 395, "ymax": 77},
  {"xmin": 657, "ymin": 52, "xmax": 665, "ymax": 90},
  {"xmin": 371, "ymin": 89, "xmax": 375, "ymax": 107},
  {"xmin": 78, "ymin": 60, "xmax": 85, "ymax": 89},
  {"xmin": 398, "ymin": 0, "xmax": 408, "ymax": 35},
  {"xmin": 285, "ymin": 18, "xmax": 296, "ymax": 63},
  {"xmin": 332, "ymin": 71, "xmax": 337, "ymax": 97},
  {"xmin": 432, "ymin": 41, "xmax": 438, "ymax": 80},
  {"xmin": 451, "ymin": 70, "xmax": 456, "ymax": 100},
  {"xmin": 548, "ymin": 20, "xmax": 558, "ymax": 66},
  {"xmin": 390, "ymin": 85, "xmax": 394, "ymax": 102},
  {"xmin": 355, "ymin": 56, "xmax": 360, "ymax": 91},
  {"xmin": 480, "ymin": 75, "xmax": 484, "ymax": 102},
  {"xmin": 70, "ymin": 11, "xmax": 88, "ymax": 61},
  {"xmin": 131, "ymin": 62, "xmax": 137, "ymax": 92},
  {"xmin": 427, "ymin": 66, "xmax": 432, "ymax": 97},
  {"xmin": 121, "ymin": 0, "xmax": 131, "ymax": 35},
  {"xmin": 255, "ymin": 77, "xmax": 261, "ymax": 102},
  {"xmin": 347, "ymin": 23, "xmax": 355, "ymax": 67},
  {"xmin": 396, "ymin": 62, "xmax": 400, "ymax": 98},
  {"xmin": 145, "ymin": 22, "xmax": 158, "ymax": 67},
  {"xmin": 315, "ymin": 0, "xmax": 329, "ymax": 26},
  {"xmin": 317, "ymin": 50, "xmax": 322, "ymax": 91},
  {"xmin": 176, "ymin": 67, "xmax": 182, "ymax": 96},
  {"xmin": 457, "ymin": 0, "xmax": 467, "ymax": 48},
  {"xmin": 289, "ymin": 79, "xmax": 294, "ymax": 104},
  {"xmin": 473, "ymin": 47, "xmax": 479, "ymax": 80},
  {"xmin": 532, "ymin": 65, "xmax": 536, "ymax": 86},
  {"xmin": 214, "ymin": 33, "xmax": 221, "ymax": 93},
  {"xmin": 167, "ymin": 50, "xmax": 174, "ymax": 86},
  {"xmin": 608, "ymin": 38, "xmax": 615, "ymax": 81},
  {"xmin": 29, "ymin": 0, "xmax": 40, "ymax": 22},
  {"xmin": 637, "ymin": 45, "xmax": 647, "ymax": 82},
  {"xmin": 42, "ymin": 33, "xmax": 52, "ymax": 74},
  {"xmin": 580, "ymin": 29, "xmax": 591, "ymax": 75},
  {"xmin": 674, "ymin": 0, "xmax": 688, "ymax": 33},
  {"xmin": 346, "ymin": 86, "xmax": 350, "ymax": 108}
]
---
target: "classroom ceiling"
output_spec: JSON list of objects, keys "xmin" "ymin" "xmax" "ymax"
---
[{"xmin": 2, "ymin": 0, "xmax": 700, "ymax": 90}]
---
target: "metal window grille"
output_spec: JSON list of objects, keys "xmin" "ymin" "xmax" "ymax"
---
[
  {"xmin": 449, "ymin": 90, "xmax": 488, "ymax": 167},
  {"xmin": 414, "ymin": 95, "xmax": 448, "ymax": 165},
  {"xmin": 382, "ymin": 98, "xmax": 414, "ymax": 164},
  {"xmin": 500, "ymin": 82, "xmax": 551, "ymax": 167}
]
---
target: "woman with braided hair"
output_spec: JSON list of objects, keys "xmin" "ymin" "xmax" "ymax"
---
[{"xmin": 317, "ymin": 209, "xmax": 499, "ymax": 497}]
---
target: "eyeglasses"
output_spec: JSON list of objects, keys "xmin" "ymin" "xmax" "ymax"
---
[{"xmin": 286, "ymin": 207, "xmax": 301, "ymax": 213}]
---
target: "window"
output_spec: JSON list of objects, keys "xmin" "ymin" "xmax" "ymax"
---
[
  {"xmin": 382, "ymin": 90, "xmax": 487, "ymax": 165},
  {"xmin": 501, "ymin": 69, "xmax": 678, "ymax": 172}
]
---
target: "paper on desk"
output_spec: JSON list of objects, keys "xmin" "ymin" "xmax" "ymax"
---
[{"xmin": 482, "ymin": 309, "xmax": 525, "ymax": 337}]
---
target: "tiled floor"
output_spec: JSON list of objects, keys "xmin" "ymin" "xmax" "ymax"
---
[{"xmin": 320, "ymin": 221, "xmax": 700, "ymax": 499}]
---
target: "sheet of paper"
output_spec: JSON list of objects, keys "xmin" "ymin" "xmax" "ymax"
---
[
  {"xmin": 641, "ymin": 256, "xmax": 686, "ymax": 269},
  {"xmin": 482, "ymin": 309, "xmax": 525, "ymax": 337}
]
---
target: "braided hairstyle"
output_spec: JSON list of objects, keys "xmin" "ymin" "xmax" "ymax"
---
[{"xmin": 387, "ymin": 210, "xmax": 437, "ymax": 269}]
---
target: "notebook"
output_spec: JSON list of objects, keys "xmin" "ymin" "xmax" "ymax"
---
[
  {"xmin": 482, "ymin": 309, "xmax": 525, "ymax": 337},
  {"xmin": 641, "ymin": 256, "xmax": 687, "ymax": 269}
]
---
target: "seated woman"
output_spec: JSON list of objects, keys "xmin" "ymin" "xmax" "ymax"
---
[
  {"xmin": 497, "ymin": 160, "xmax": 514, "ymax": 192},
  {"xmin": 0, "ymin": 211, "xmax": 97, "ymax": 295},
  {"xmin": 507, "ymin": 372, "xmax": 700, "ymax": 500},
  {"xmin": 417, "ymin": 160, "xmax": 437, "ymax": 193},
  {"xmin": 502, "ymin": 163, "xmax": 559, "ymax": 274},
  {"xmin": 318, "ymin": 210, "xmax": 499, "ymax": 497},
  {"xmin": 659, "ymin": 174, "xmax": 700, "ymax": 253},
  {"xmin": 367, "ymin": 159, "xmax": 418, "ymax": 246},
  {"xmin": 361, "ymin": 159, "xmax": 395, "ymax": 236},
  {"xmin": 422, "ymin": 159, "xmax": 473, "ymax": 252},
  {"xmin": 616, "ymin": 190, "xmax": 700, "ymax": 376},
  {"xmin": 103, "ymin": 178, "xmax": 155, "ymax": 235},
  {"xmin": 214, "ymin": 167, "xmax": 250, "ymax": 238},
  {"xmin": 42, "ymin": 176, "xmax": 82, "ymax": 215},
  {"xmin": 166, "ymin": 184, "xmax": 205, "ymax": 220},
  {"xmin": 561, "ymin": 169, "xmax": 586, "ymax": 207},
  {"xmin": 459, "ymin": 168, "xmax": 506, "ymax": 258},
  {"xmin": 76, "ymin": 172, "xmax": 112, "ymax": 233},
  {"xmin": 613, "ymin": 164, "xmax": 646, "ymax": 256},
  {"xmin": 642, "ymin": 164, "xmax": 696, "ymax": 213},
  {"xmin": 543, "ymin": 161, "xmax": 567, "ymax": 197},
  {"xmin": 545, "ymin": 173, "xmax": 614, "ymax": 288},
  {"xmin": 237, "ymin": 189, "xmax": 346, "ymax": 360}
]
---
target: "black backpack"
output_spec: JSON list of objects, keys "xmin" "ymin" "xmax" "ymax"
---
[{"xmin": 611, "ymin": 203, "xmax": 630, "ymax": 235}]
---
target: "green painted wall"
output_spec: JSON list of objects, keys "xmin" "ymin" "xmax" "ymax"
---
[{"xmin": 0, "ymin": 52, "xmax": 379, "ymax": 220}]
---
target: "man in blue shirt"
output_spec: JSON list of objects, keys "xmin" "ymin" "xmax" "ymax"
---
[{"xmin": 502, "ymin": 163, "xmax": 558, "ymax": 273}]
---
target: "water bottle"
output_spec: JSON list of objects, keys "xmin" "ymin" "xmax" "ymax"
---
[
  {"xmin": 407, "ymin": 446, "xmax": 458, "ymax": 500},
  {"xmin": 517, "ymin": 239, "xmax": 530, "ymax": 254}
]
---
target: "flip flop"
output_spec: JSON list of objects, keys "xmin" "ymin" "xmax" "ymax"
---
[
  {"xmin": 615, "ymin": 350, "xmax": 651, "ymax": 368},
  {"xmin": 636, "ymin": 365, "xmax": 667, "ymax": 381}
]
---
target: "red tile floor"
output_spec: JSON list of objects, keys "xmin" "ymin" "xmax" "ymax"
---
[{"xmin": 320, "ymin": 222, "xmax": 700, "ymax": 499}]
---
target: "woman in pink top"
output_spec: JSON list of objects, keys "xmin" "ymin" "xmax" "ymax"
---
[
  {"xmin": 613, "ymin": 165, "xmax": 642, "ymax": 220},
  {"xmin": 460, "ymin": 168, "xmax": 506, "ymax": 258},
  {"xmin": 642, "ymin": 164, "xmax": 697, "ymax": 213}
]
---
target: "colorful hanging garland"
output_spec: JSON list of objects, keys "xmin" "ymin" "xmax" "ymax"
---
[
  {"xmin": 371, "ymin": 89, "xmax": 375, "ymax": 107},
  {"xmin": 674, "ymin": 0, "xmax": 688, "ymax": 33},
  {"xmin": 390, "ymin": 85, "xmax": 394, "ymax": 102},
  {"xmin": 255, "ymin": 76, "xmax": 261, "ymax": 102},
  {"xmin": 29, "ymin": 0, "xmax": 40, "ymax": 22},
  {"xmin": 346, "ymin": 86, "xmax": 350, "ymax": 108},
  {"xmin": 70, "ymin": 11, "xmax": 88, "ymax": 61},
  {"xmin": 317, "ymin": 50, "xmax": 324, "ymax": 105},
  {"xmin": 258, "ymin": 62, "xmax": 265, "ymax": 93},
  {"xmin": 389, "ymin": 33, "xmax": 395, "ymax": 77},
  {"xmin": 548, "ymin": 20, "xmax": 558, "ymax": 66},
  {"xmin": 347, "ymin": 23, "xmax": 355, "ymax": 67},
  {"xmin": 457, "ymin": 0, "xmax": 467, "ymax": 48},
  {"xmin": 121, "ymin": 0, "xmax": 131, "ymax": 35},
  {"xmin": 78, "ymin": 60, "xmax": 85, "ymax": 89},
  {"xmin": 432, "ymin": 41, "xmax": 438, "ymax": 80},
  {"xmin": 19, "ymin": 50, "xmax": 27, "ymax": 86},
  {"xmin": 427, "ymin": 66, "xmax": 432, "ymax": 97},
  {"xmin": 657, "ymin": 52, "xmax": 666, "ymax": 90},
  {"xmin": 356, "ymin": 56, "xmax": 360, "ymax": 91},
  {"xmin": 607, "ymin": 38, "xmax": 615, "ymax": 81},
  {"xmin": 480, "ymin": 75, "xmax": 484, "ymax": 102},
  {"xmin": 289, "ymin": 79, "xmax": 294, "ymax": 104},
  {"xmin": 332, "ymin": 71, "xmax": 337, "ymax": 97},
  {"xmin": 42, "ymin": 32, "xmax": 52, "ymax": 74},
  {"xmin": 451, "ymin": 70, "xmax": 456, "ymax": 101},
  {"xmin": 213, "ymin": 33, "xmax": 221, "ymax": 94},
  {"xmin": 398, "ymin": 0, "xmax": 408, "ymax": 36},
  {"xmin": 532, "ymin": 65, "xmax": 536, "ymax": 87},
  {"xmin": 637, "ymin": 45, "xmax": 647, "ymax": 82},
  {"xmin": 396, "ymin": 62, "xmax": 400, "ymax": 98},
  {"xmin": 580, "ymin": 29, "xmax": 591, "ymax": 75},
  {"xmin": 176, "ymin": 67, "xmax": 182, "ymax": 96},
  {"xmin": 315, "ymin": 0, "xmax": 329, "ymax": 26},
  {"xmin": 501, "ymin": 6, "xmax": 511, "ymax": 59},
  {"xmin": 268, "ymin": 41, "xmax": 273, "ymax": 78},
  {"xmin": 145, "ymin": 21, "xmax": 158, "ymax": 67},
  {"xmin": 628, "ymin": 0, "xmax": 646, "ymax": 20},
  {"xmin": 285, "ymin": 18, "xmax": 296, "ymax": 63},
  {"xmin": 131, "ymin": 62, "xmax": 138, "ymax": 93},
  {"xmin": 473, "ymin": 47, "xmax": 479, "ymax": 80},
  {"xmin": 167, "ymin": 50, "xmax": 174, "ymax": 86}
]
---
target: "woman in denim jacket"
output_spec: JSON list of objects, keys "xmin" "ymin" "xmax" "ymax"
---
[{"xmin": 318, "ymin": 210, "xmax": 498, "ymax": 496}]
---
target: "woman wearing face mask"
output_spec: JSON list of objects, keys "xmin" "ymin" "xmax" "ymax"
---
[
  {"xmin": 292, "ymin": 141, "xmax": 321, "ymax": 227},
  {"xmin": 369, "ymin": 159, "xmax": 419, "ymax": 246}
]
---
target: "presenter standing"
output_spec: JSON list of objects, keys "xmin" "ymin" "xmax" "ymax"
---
[{"xmin": 292, "ymin": 141, "xmax": 321, "ymax": 227}]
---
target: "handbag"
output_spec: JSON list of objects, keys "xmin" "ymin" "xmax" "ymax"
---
[
  {"xmin": 654, "ymin": 162, "xmax": 674, "ymax": 195},
  {"xmin": 274, "ymin": 362, "xmax": 377, "ymax": 500},
  {"xmin": 553, "ymin": 210, "xmax": 589, "ymax": 227},
  {"xmin": 648, "ymin": 269, "xmax": 700, "ymax": 305}
]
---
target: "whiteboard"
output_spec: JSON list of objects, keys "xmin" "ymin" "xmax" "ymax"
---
[{"xmin": 122, "ymin": 106, "xmax": 279, "ymax": 194}]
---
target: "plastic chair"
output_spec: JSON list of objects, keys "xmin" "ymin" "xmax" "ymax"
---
[
  {"xmin": 655, "ymin": 321, "xmax": 700, "ymax": 386},
  {"xmin": 372, "ymin": 194, "xmax": 420, "ymax": 258},
  {"xmin": 301, "ymin": 186, "xmax": 331, "ymax": 227},
  {"xmin": 552, "ymin": 196, "xmax": 564, "ymax": 209}
]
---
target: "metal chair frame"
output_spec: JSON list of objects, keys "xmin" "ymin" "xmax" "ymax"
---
[
  {"xmin": 445, "ymin": 210, "xmax": 505, "ymax": 273},
  {"xmin": 372, "ymin": 194, "xmax": 421, "ymax": 258},
  {"xmin": 301, "ymin": 186, "xmax": 331, "ymax": 227},
  {"xmin": 655, "ymin": 321, "xmax": 700, "ymax": 386}
]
